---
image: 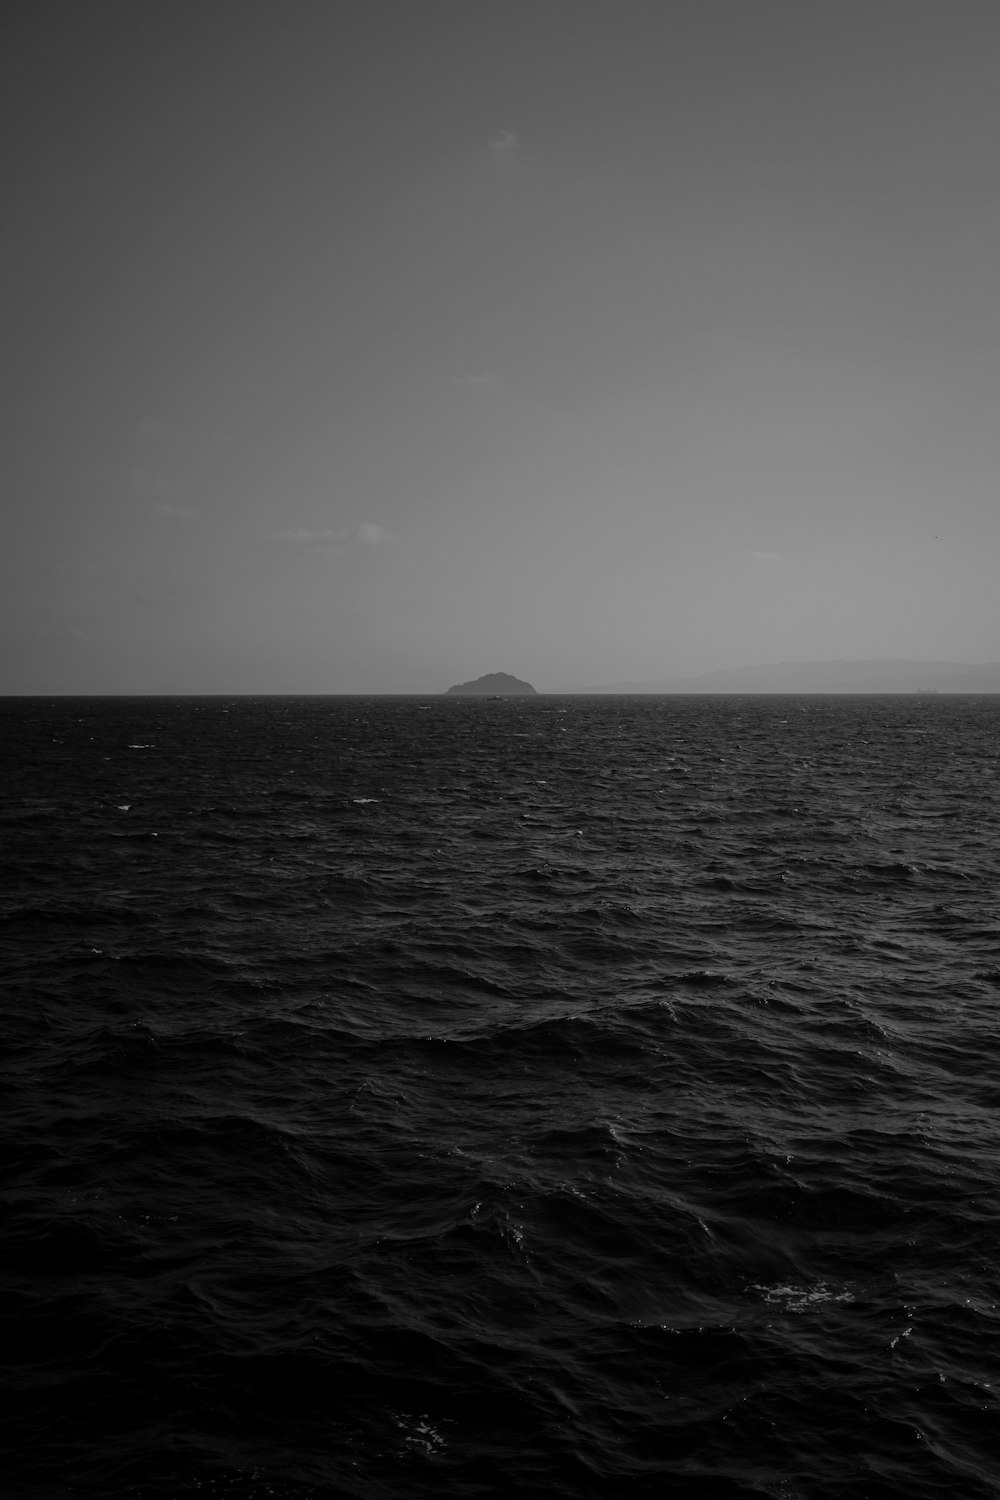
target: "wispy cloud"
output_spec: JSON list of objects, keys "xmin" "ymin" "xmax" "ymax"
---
[
  {"xmin": 0, "ymin": 616, "xmax": 92, "ymax": 643},
  {"xmin": 356, "ymin": 522, "xmax": 389, "ymax": 546},
  {"xmin": 488, "ymin": 128, "xmax": 517, "ymax": 164},
  {"xmin": 275, "ymin": 523, "xmax": 390, "ymax": 550},
  {"xmin": 149, "ymin": 499, "xmax": 198, "ymax": 518},
  {"xmin": 747, "ymin": 549, "xmax": 784, "ymax": 563},
  {"xmin": 137, "ymin": 417, "xmax": 169, "ymax": 439},
  {"xmin": 130, "ymin": 468, "xmax": 196, "ymax": 515},
  {"xmin": 454, "ymin": 371, "xmax": 503, "ymax": 392}
]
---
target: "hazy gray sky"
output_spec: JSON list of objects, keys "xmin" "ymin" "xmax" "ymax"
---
[{"xmin": 3, "ymin": 0, "xmax": 998, "ymax": 692}]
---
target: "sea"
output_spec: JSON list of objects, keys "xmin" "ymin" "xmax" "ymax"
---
[{"xmin": 3, "ymin": 693, "xmax": 999, "ymax": 1500}]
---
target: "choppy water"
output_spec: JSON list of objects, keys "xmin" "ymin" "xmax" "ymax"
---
[{"xmin": 3, "ymin": 694, "xmax": 1000, "ymax": 1499}]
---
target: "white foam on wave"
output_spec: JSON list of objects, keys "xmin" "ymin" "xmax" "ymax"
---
[
  {"xmin": 753, "ymin": 1282, "xmax": 855, "ymax": 1314},
  {"xmin": 390, "ymin": 1409, "xmax": 449, "ymax": 1457}
]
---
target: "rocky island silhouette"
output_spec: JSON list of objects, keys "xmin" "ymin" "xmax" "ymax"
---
[{"xmin": 445, "ymin": 672, "xmax": 537, "ymax": 696}]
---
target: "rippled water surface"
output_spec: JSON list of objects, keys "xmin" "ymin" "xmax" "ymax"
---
[{"xmin": 3, "ymin": 694, "xmax": 1000, "ymax": 1498}]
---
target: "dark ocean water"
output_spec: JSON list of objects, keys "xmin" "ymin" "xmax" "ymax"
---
[{"xmin": 3, "ymin": 694, "xmax": 1000, "ymax": 1500}]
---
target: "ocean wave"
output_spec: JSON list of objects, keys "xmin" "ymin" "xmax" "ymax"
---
[{"xmin": 4, "ymin": 694, "xmax": 1000, "ymax": 1499}]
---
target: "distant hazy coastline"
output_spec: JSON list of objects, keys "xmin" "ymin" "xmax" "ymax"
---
[{"xmin": 577, "ymin": 659, "xmax": 1000, "ymax": 694}]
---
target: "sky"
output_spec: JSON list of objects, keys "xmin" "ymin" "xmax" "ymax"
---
[{"xmin": 2, "ymin": 0, "xmax": 999, "ymax": 693}]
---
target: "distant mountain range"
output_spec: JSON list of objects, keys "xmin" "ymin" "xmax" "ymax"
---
[{"xmin": 582, "ymin": 660, "xmax": 1000, "ymax": 694}]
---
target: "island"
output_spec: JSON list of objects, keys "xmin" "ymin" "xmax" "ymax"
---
[{"xmin": 445, "ymin": 672, "xmax": 537, "ymax": 696}]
